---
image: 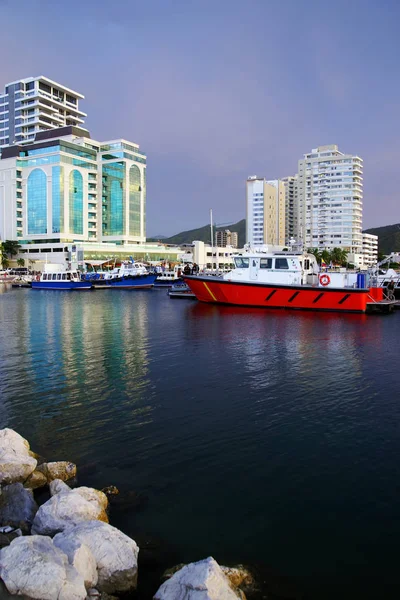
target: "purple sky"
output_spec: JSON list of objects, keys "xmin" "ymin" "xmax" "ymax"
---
[{"xmin": 2, "ymin": 0, "xmax": 399, "ymax": 236}]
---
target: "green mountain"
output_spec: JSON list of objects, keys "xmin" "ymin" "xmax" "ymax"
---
[
  {"xmin": 149, "ymin": 219, "xmax": 246, "ymax": 247},
  {"xmin": 363, "ymin": 224, "xmax": 400, "ymax": 255}
]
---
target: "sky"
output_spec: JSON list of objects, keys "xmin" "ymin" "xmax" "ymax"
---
[{"xmin": 1, "ymin": 0, "xmax": 399, "ymax": 236}]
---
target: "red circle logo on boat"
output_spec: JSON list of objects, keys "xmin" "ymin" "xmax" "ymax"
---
[{"xmin": 319, "ymin": 274, "xmax": 331, "ymax": 286}]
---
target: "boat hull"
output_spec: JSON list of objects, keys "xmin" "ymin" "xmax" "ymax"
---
[
  {"xmin": 92, "ymin": 274, "xmax": 157, "ymax": 289},
  {"xmin": 183, "ymin": 276, "xmax": 370, "ymax": 313},
  {"xmin": 31, "ymin": 281, "xmax": 92, "ymax": 290}
]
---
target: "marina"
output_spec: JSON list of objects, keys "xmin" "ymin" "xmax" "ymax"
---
[{"xmin": 1, "ymin": 285, "xmax": 400, "ymax": 599}]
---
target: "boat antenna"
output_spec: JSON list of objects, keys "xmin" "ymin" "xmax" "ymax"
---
[{"xmin": 210, "ymin": 208, "xmax": 214, "ymax": 272}]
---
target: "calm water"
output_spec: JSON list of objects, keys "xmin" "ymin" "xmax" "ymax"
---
[{"xmin": 1, "ymin": 285, "xmax": 400, "ymax": 598}]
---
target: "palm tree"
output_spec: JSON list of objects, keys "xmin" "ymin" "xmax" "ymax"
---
[
  {"xmin": 17, "ymin": 258, "xmax": 25, "ymax": 267},
  {"xmin": 330, "ymin": 247, "xmax": 348, "ymax": 267},
  {"xmin": 307, "ymin": 248, "xmax": 322, "ymax": 264},
  {"xmin": 0, "ymin": 242, "xmax": 6, "ymax": 269},
  {"xmin": 321, "ymin": 250, "xmax": 331, "ymax": 266},
  {"xmin": 3, "ymin": 240, "xmax": 21, "ymax": 258}
]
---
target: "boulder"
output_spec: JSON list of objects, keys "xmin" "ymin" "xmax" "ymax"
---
[
  {"xmin": 36, "ymin": 461, "xmax": 77, "ymax": 482},
  {"xmin": 54, "ymin": 521, "xmax": 139, "ymax": 594},
  {"xmin": 221, "ymin": 566, "xmax": 254, "ymax": 591},
  {"xmin": 50, "ymin": 479, "xmax": 71, "ymax": 496},
  {"xmin": 0, "ymin": 535, "xmax": 87, "ymax": 599},
  {"xmin": 154, "ymin": 557, "xmax": 245, "ymax": 600},
  {"xmin": 31, "ymin": 482, "xmax": 108, "ymax": 536},
  {"xmin": 0, "ymin": 428, "xmax": 37, "ymax": 485},
  {"xmin": 0, "ymin": 483, "xmax": 38, "ymax": 533},
  {"xmin": 23, "ymin": 469, "xmax": 48, "ymax": 490},
  {"xmin": 53, "ymin": 536, "xmax": 97, "ymax": 589}
]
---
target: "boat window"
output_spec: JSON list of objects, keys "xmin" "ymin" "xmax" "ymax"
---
[
  {"xmin": 67, "ymin": 273, "xmax": 71, "ymax": 280},
  {"xmin": 43, "ymin": 274, "xmax": 47, "ymax": 280},
  {"xmin": 260, "ymin": 258, "xmax": 273, "ymax": 269},
  {"xmin": 57, "ymin": 274, "xmax": 61, "ymax": 280},
  {"xmin": 234, "ymin": 257, "xmax": 249, "ymax": 268},
  {"xmin": 275, "ymin": 258, "xmax": 289, "ymax": 270},
  {"xmin": 52, "ymin": 274, "xmax": 57, "ymax": 280},
  {"xmin": 62, "ymin": 274, "xmax": 66, "ymax": 280}
]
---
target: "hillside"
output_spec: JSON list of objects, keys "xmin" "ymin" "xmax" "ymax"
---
[
  {"xmin": 364, "ymin": 223, "xmax": 400, "ymax": 255},
  {"xmin": 149, "ymin": 219, "xmax": 246, "ymax": 247},
  {"xmin": 149, "ymin": 220, "xmax": 400, "ymax": 255}
]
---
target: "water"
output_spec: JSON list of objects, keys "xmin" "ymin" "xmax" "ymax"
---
[{"xmin": 1, "ymin": 285, "xmax": 400, "ymax": 598}]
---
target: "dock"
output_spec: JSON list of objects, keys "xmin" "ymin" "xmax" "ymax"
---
[{"xmin": 366, "ymin": 300, "xmax": 397, "ymax": 314}]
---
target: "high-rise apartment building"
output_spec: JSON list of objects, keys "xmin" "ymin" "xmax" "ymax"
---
[
  {"xmin": 246, "ymin": 177, "xmax": 286, "ymax": 246},
  {"xmin": 215, "ymin": 229, "xmax": 238, "ymax": 248},
  {"xmin": 296, "ymin": 145, "xmax": 363, "ymax": 253},
  {"xmin": 0, "ymin": 76, "xmax": 86, "ymax": 151},
  {"xmin": 282, "ymin": 175, "xmax": 298, "ymax": 244},
  {"xmin": 0, "ymin": 126, "xmax": 146, "ymax": 245},
  {"xmin": 362, "ymin": 233, "xmax": 378, "ymax": 267}
]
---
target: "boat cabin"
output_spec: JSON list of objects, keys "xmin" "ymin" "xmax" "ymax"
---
[{"xmin": 226, "ymin": 252, "xmax": 319, "ymax": 285}]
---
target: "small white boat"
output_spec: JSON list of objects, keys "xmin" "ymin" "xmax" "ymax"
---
[{"xmin": 168, "ymin": 282, "xmax": 196, "ymax": 299}]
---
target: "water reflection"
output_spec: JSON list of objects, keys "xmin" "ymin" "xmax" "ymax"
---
[{"xmin": 0, "ymin": 290, "xmax": 153, "ymax": 458}]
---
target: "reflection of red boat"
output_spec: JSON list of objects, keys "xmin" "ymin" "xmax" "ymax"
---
[{"xmin": 183, "ymin": 250, "xmax": 383, "ymax": 314}]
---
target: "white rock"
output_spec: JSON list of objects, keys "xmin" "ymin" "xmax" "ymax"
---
[
  {"xmin": 31, "ymin": 485, "xmax": 108, "ymax": 536},
  {"xmin": 37, "ymin": 461, "xmax": 77, "ymax": 482},
  {"xmin": 154, "ymin": 557, "xmax": 244, "ymax": 600},
  {"xmin": 50, "ymin": 478, "xmax": 71, "ymax": 496},
  {"xmin": 53, "ymin": 535, "xmax": 98, "ymax": 589},
  {"xmin": 0, "ymin": 428, "xmax": 37, "ymax": 485},
  {"xmin": 54, "ymin": 521, "xmax": 139, "ymax": 594},
  {"xmin": 0, "ymin": 482, "xmax": 38, "ymax": 533},
  {"xmin": 0, "ymin": 535, "xmax": 87, "ymax": 599},
  {"xmin": 75, "ymin": 486, "xmax": 108, "ymax": 510}
]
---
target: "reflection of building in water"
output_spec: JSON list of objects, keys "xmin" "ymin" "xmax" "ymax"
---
[
  {"xmin": 20, "ymin": 293, "xmax": 153, "ymax": 452},
  {"xmin": 60, "ymin": 293, "xmax": 150, "ymax": 397}
]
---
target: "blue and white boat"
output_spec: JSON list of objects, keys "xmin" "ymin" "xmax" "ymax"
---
[
  {"xmin": 91, "ymin": 260, "xmax": 157, "ymax": 289},
  {"xmin": 31, "ymin": 265, "xmax": 92, "ymax": 290}
]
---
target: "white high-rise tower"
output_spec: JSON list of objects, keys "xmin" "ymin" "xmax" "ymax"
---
[
  {"xmin": 0, "ymin": 76, "xmax": 86, "ymax": 151},
  {"xmin": 296, "ymin": 145, "xmax": 363, "ymax": 253}
]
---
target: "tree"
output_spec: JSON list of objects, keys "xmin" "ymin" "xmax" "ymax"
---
[
  {"xmin": 0, "ymin": 242, "xmax": 6, "ymax": 269},
  {"xmin": 321, "ymin": 250, "xmax": 331, "ymax": 265},
  {"xmin": 1, "ymin": 256, "xmax": 9, "ymax": 269},
  {"xmin": 307, "ymin": 248, "xmax": 322, "ymax": 264},
  {"xmin": 17, "ymin": 258, "xmax": 25, "ymax": 267},
  {"xmin": 3, "ymin": 240, "xmax": 21, "ymax": 258},
  {"xmin": 330, "ymin": 247, "xmax": 348, "ymax": 266}
]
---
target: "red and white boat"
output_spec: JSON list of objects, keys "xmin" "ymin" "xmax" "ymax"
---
[{"xmin": 183, "ymin": 249, "xmax": 383, "ymax": 313}]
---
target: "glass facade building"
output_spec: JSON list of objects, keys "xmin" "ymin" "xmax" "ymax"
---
[
  {"xmin": 69, "ymin": 170, "xmax": 83, "ymax": 234},
  {"xmin": 0, "ymin": 127, "xmax": 147, "ymax": 245},
  {"xmin": 27, "ymin": 169, "xmax": 47, "ymax": 234}
]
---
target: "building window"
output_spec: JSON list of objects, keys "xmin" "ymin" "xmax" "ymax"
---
[
  {"xmin": 129, "ymin": 165, "xmax": 141, "ymax": 237},
  {"xmin": 69, "ymin": 170, "xmax": 83, "ymax": 234},
  {"xmin": 52, "ymin": 166, "xmax": 64, "ymax": 233},
  {"xmin": 103, "ymin": 162, "xmax": 125, "ymax": 236},
  {"xmin": 27, "ymin": 168, "xmax": 47, "ymax": 234}
]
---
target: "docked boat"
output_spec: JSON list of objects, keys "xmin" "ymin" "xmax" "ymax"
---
[
  {"xmin": 168, "ymin": 282, "xmax": 196, "ymax": 299},
  {"xmin": 91, "ymin": 260, "xmax": 157, "ymax": 289},
  {"xmin": 154, "ymin": 264, "xmax": 185, "ymax": 287},
  {"xmin": 183, "ymin": 248, "xmax": 383, "ymax": 313},
  {"xmin": 31, "ymin": 265, "xmax": 92, "ymax": 290}
]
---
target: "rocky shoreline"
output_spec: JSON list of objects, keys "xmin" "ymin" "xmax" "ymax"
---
[{"xmin": 0, "ymin": 428, "xmax": 264, "ymax": 600}]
